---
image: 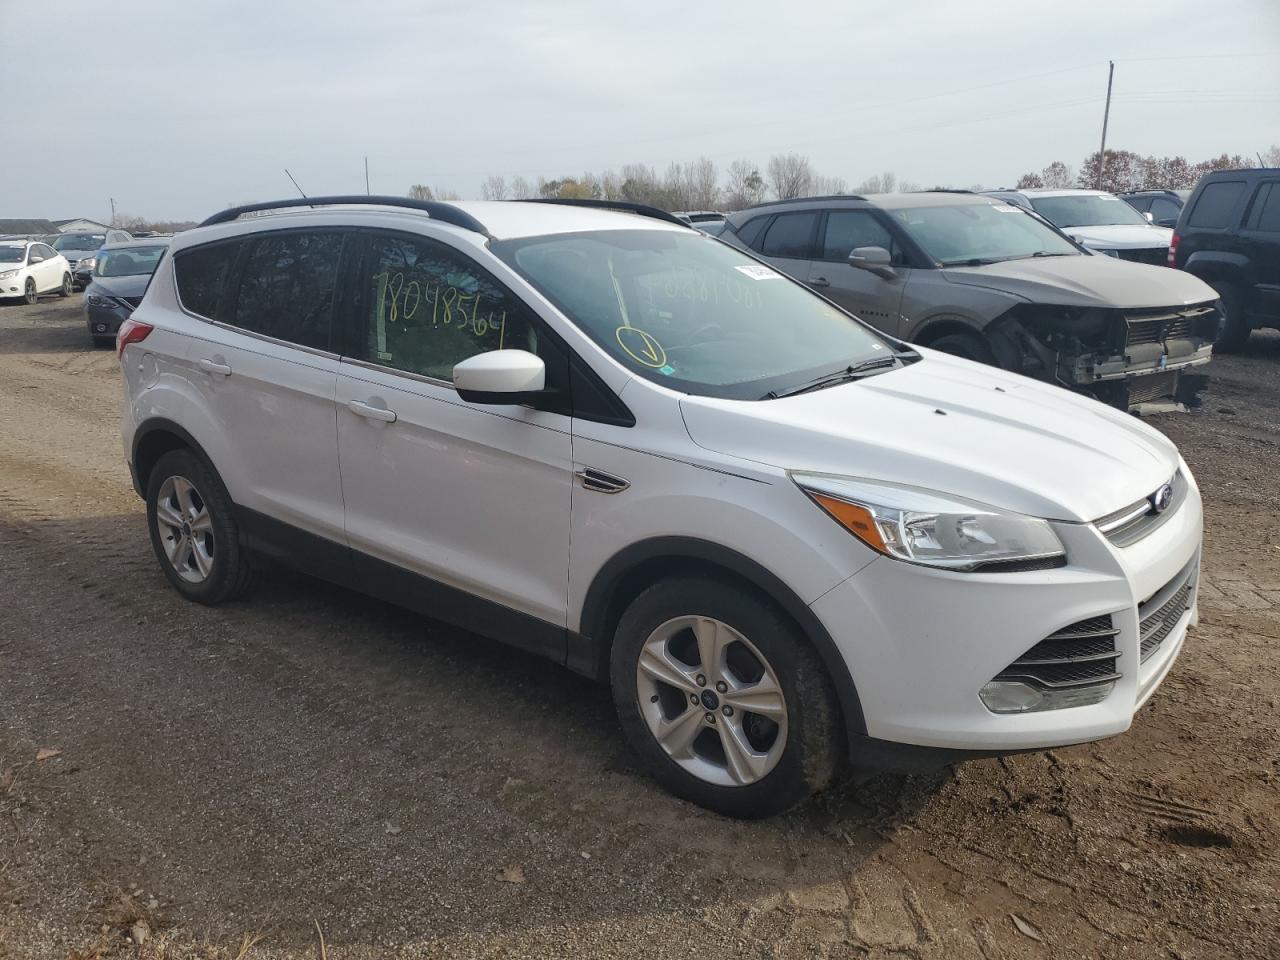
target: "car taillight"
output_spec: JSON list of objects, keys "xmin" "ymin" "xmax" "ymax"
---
[
  {"xmin": 1167, "ymin": 233, "xmax": 1179, "ymax": 268},
  {"xmin": 116, "ymin": 317, "xmax": 153, "ymax": 359}
]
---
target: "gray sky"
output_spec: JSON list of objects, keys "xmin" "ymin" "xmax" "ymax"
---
[{"xmin": 3, "ymin": 0, "xmax": 1278, "ymax": 222}]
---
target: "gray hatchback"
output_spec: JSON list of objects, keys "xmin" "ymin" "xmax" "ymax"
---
[
  {"xmin": 722, "ymin": 193, "xmax": 1221, "ymax": 410},
  {"xmin": 84, "ymin": 238, "xmax": 170, "ymax": 347}
]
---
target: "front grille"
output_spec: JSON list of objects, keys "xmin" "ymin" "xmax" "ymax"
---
[
  {"xmin": 1125, "ymin": 305, "xmax": 1216, "ymax": 347},
  {"xmin": 994, "ymin": 614, "xmax": 1121, "ymax": 689},
  {"xmin": 115, "ymin": 295, "xmax": 143, "ymax": 309},
  {"xmin": 1139, "ymin": 562, "xmax": 1196, "ymax": 662},
  {"xmin": 1116, "ymin": 248, "xmax": 1168, "ymax": 267},
  {"xmin": 1096, "ymin": 470, "xmax": 1187, "ymax": 547},
  {"xmin": 1127, "ymin": 370, "xmax": 1179, "ymax": 404}
]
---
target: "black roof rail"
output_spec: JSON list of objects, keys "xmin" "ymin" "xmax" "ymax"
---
[
  {"xmin": 919, "ymin": 188, "xmax": 975, "ymax": 194},
  {"xmin": 740, "ymin": 194, "xmax": 868, "ymax": 211},
  {"xmin": 517, "ymin": 197, "xmax": 690, "ymax": 228},
  {"xmin": 199, "ymin": 195, "xmax": 492, "ymax": 237}
]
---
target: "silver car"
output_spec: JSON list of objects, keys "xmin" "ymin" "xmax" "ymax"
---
[{"xmin": 722, "ymin": 193, "xmax": 1220, "ymax": 409}]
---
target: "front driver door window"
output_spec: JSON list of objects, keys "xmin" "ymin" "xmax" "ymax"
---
[
  {"xmin": 810, "ymin": 210, "xmax": 910, "ymax": 336},
  {"xmin": 335, "ymin": 231, "xmax": 572, "ymax": 649}
]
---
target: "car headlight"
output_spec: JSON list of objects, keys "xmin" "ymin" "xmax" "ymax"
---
[
  {"xmin": 86, "ymin": 293, "xmax": 114, "ymax": 307},
  {"xmin": 79, "ymin": 257, "xmax": 96, "ymax": 270},
  {"xmin": 793, "ymin": 474, "xmax": 1065, "ymax": 572},
  {"xmin": 0, "ymin": 270, "xmax": 16, "ymax": 280}
]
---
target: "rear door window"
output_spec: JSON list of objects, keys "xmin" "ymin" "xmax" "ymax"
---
[
  {"xmin": 760, "ymin": 212, "xmax": 818, "ymax": 258},
  {"xmin": 1149, "ymin": 197, "xmax": 1181, "ymax": 222},
  {"xmin": 1244, "ymin": 182, "xmax": 1280, "ymax": 233},
  {"xmin": 174, "ymin": 240, "xmax": 243, "ymax": 320},
  {"xmin": 734, "ymin": 215, "xmax": 770, "ymax": 250},
  {"xmin": 230, "ymin": 232, "xmax": 345, "ymax": 350},
  {"xmin": 1187, "ymin": 181, "xmax": 1246, "ymax": 229}
]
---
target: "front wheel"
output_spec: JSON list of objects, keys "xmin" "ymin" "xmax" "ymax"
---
[
  {"xmin": 23, "ymin": 278, "xmax": 37, "ymax": 305},
  {"xmin": 146, "ymin": 449, "xmax": 255, "ymax": 604},
  {"xmin": 610, "ymin": 577, "xmax": 844, "ymax": 818},
  {"xmin": 59, "ymin": 273, "xmax": 73, "ymax": 297},
  {"xmin": 928, "ymin": 331, "xmax": 996, "ymax": 365}
]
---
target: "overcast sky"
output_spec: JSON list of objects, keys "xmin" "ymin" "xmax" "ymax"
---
[{"xmin": 3, "ymin": 0, "xmax": 1278, "ymax": 222}]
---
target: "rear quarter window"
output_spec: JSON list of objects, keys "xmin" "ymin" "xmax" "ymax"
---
[
  {"xmin": 1245, "ymin": 182, "xmax": 1280, "ymax": 234},
  {"xmin": 1187, "ymin": 181, "xmax": 1246, "ymax": 229},
  {"xmin": 174, "ymin": 239, "xmax": 242, "ymax": 319}
]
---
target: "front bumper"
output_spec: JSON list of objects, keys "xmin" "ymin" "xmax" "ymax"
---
[
  {"xmin": 85, "ymin": 302, "xmax": 130, "ymax": 338},
  {"xmin": 813, "ymin": 473, "xmax": 1202, "ymax": 754}
]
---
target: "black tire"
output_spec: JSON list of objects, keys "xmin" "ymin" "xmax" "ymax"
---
[
  {"xmin": 1210, "ymin": 282, "xmax": 1250, "ymax": 352},
  {"xmin": 145, "ymin": 449, "xmax": 255, "ymax": 604},
  {"xmin": 610, "ymin": 577, "xmax": 844, "ymax": 818},
  {"xmin": 59, "ymin": 273, "xmax": 73, "ymax": 297},
  {"xmin": 23, "ymin": 278, "xmax": 37, "ymax": 305},
  {"xmin": 92, "ymin": 335, "xmax": 114, "ymax": 349},
  {"xmin": 928, "ymin": 331, "xmax": 997, "ymax": 366}
]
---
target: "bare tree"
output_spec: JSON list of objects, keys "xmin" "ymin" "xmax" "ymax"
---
[
  {"xmin": 509, "ymin": 176, "xmax": 536, "ymax": 199},
  {"xmin": 1040, "ymin": 161, "xmax": 1074, "ymax": 189},
  {"xmin": 684, "ymin": 157, "xmax": 720, "ymax": 209},
  {"xmin": 854, "ymin": 171, "xmax": 900, "ymax": 194},
  {"xmin": 407, "ymin": 184, "xmax": 435, "ymax": 201},
  {"xmin": 809, "ymin": 174, "xmax": 848, "ymax": 196},
  {"xmin": 723, "ymin": 160, "xmax": 767, "ymax": 210},
  {"xmin": 767, "ymin": 153, "xmax": 813, "ymax": 200},
  {"xmin": 481, "ymin": 175, "xmax": 509, "ymax": 200},
  {"xmin": 1263, "ymin": 144, "xmax": 1280, "ymax": 167}
]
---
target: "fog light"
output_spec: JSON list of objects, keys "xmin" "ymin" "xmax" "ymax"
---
[{"xmin": 980, "ymin": 680, "xmax": 1115, "ymax": 714}]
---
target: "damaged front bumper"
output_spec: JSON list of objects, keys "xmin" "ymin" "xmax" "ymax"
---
[{"xmin": 988, "ymin": 302, "xmax": 1218, "ymax": 411}]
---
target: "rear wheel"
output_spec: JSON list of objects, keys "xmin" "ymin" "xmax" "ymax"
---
[
  {"xmin": 610, "ymin": 577, "xmax": 844, "ymax": 818},
  {"xmin": 23, "ymin": 278, "xmax": 37, "ymax": 305},
  {"xmin": 1210, "ymin": 282, "xmax": 1250, "ymax": 352},
  {"xmin": 146, "ymin": 449, "xmax": 255, "ymax": 604},
  {"xmin": 928, "ymin": 331, "xmax": 996, "ymax": 365},
  {"xmin": 92, "ymin": 335, "xmax": 114, "ymax": 348},
  {"xmin": 59, "ymin": 273, "xmax": 73, "ymax": 297}
]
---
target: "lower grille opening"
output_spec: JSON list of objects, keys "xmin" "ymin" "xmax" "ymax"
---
[{"xmin": 1140, "ymin": 564, "xmax": 1196, "ymax": 663}]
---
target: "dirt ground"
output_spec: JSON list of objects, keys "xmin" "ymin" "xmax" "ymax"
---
[{"xmin": 0, "ymin": 295, "xmax": 1277, "ymax": 960}]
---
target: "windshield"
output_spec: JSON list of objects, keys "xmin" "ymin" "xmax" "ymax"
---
[
  {"xmin": 890, "ymin": 202, "xmax": 1080, "ymax": 265},
  {"xmin": 53, "ymin": 234, "xmax": 107, "ymax": 253},
  {"xmin": 0, "ymin": 247, "xmax": 24, "ymax": 263},
  {"xmin": 1029, "ymin": 194, "xmax": 1150, "ymax": 228},
  {"xmin": 95, "ymin": 245, "xmax": 168, "ymax": 278},
  {"xmin": 493, "ymin": 230, "xmax": 895, "ymax": 400}
]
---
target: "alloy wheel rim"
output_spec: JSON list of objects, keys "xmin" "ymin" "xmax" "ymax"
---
[
  {"xmin": 24, "ymin": 280, "xmax": 35, "ymax": 303},
  {"xmin": 155, "ymin": 475, "xmax": 215, "ymax": 584},
  {"xmin": 636, "ymin": 615, "xmax": 788, "ymax": 787}
]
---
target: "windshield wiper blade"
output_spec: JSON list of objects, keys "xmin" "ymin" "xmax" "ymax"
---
[
  {"xmin": 939, "ymin": 257, "xmax": 1001, "ymax": 267},
  {"xmin": 765, "ymin": 351, "xmax": 915, "ymax": 399}
]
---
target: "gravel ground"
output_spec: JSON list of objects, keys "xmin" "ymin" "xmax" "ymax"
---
[{"xmin": 0, "ymin": 295, "xmax": 1277, "ymax": 960}]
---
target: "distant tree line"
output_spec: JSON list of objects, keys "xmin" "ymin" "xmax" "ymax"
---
[
  {"xmin": 1015, "ymin": 144, "xmax": 1279, "ymax": 193},
  {"xmin": 405, "ymin": 154, "xmax": 974, "ymax": 212},
  {"xmin": 115, "ymin": 214, "xmax": 200, "ymax": 233}
]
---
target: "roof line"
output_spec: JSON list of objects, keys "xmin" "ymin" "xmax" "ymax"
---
[{"xmin": 199, "ymin": 196, "xmax": 493, "ymax": 238}]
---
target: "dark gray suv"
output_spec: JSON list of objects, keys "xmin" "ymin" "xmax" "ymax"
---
[{"xmin": 722, "ymin": 193, "xmax": 1221, "ymax": 410}]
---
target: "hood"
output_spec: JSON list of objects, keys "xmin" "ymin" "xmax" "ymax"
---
[
  {"xmin": 679, "ymin": 351, "xmax": 1179, "ymax": 522},
  {"xmin": 941, "ymin": 254, "xmax": 1215, "ymax": 309},
  {"xmin": 87, "ymin": 273, "xmax": 152, "ymax": 297},
  {"xmin": 1061, "ymin": 223, "xmax": 1172, "ymax": 249}
]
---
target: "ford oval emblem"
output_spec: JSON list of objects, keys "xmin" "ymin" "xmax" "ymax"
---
[{"xmin": 1152, "ymin": 483, "xmax": 1174, "ymax": 513}]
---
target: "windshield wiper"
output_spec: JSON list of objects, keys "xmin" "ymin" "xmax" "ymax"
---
[
  {"xmin": 939, "ymin": 257, "xmax": 1002, "ymax": 267},
  {"xmin": 764, "ymin": 351, "xmax": 916, "ymax": 399}
]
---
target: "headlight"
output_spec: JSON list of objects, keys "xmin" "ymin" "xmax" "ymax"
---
[
  {"xmin": 793, "ymin": 474, "xmax": 1065, "ymax": 572},
  {"xmin": 80, "ymin": 257, "xmax": 96, "ymax": 269},
  {"xmin": 86, "ymin": 293, "xmax": 113, "ymax": 307},
  {"xmin": 0, "ymin": 270, "xmax": 16, "ymax": 280}
]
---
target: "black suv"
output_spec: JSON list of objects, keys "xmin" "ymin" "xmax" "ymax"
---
[
  {"xmin": 1170, "ymin": 169, "xmax": 1280, "ymax": 350},
  {"xmin": 1120, "ymin": 190, "xmax": 1190, "ymax": 228}
]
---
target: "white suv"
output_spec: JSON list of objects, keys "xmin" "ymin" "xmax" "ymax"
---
[
  {"xmin": 118, "ymin": 196, "xmax": 1203, "ymax": 817},
  {"xmin": 0, "ymin": 240, "xmax": 74, "ymax": 303}
]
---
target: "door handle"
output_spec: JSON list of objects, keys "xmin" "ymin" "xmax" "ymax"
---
[
  {"xmin": 348, "ymin": 399, "xmax": 397, "ymax": 423},
  {"xmin": 810, "ymin": 277, "xmax": 830, "ymax": 288},
  {"xmin": 196, "ymin": 357, "xmax": 232, "ymax": 376}
]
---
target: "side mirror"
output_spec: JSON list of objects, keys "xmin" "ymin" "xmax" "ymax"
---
[
  {"xmin": 28, "ymin": 254, "xmax": 43, "ymax": 263},
  {"xmin": 1143, "ymin": 211, "xmax": 1154, "ymax": 223},
  {"xmin": 453, "ymin": 349, "xmax": 546, "ymax": 404},
  {"xmin": 848, "ymin": 245, "xmax": 896, "ymax": 280}
]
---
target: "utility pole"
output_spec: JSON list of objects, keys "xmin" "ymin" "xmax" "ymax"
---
[
  {"xmin": 364, "ymin": 156, "xmax": 370, "ymax": 195},
  {"xmin": 109, "ymin": 197, "xmax": 117, "ymax": 226},
  {"xmin": 1096, "ymin": 60, "xmax": 1115, "ymax": 190}
]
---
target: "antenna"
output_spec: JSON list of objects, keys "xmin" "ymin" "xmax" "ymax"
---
[
  {"xmin": 284, "ymin": 168, "xmax": 308, "ymax": 199},
  {"xmin": 364, "ymin": 157, "xmax": 370, "ymax": 196}
]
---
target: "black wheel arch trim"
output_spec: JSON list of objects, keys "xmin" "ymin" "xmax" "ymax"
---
[
  {"xmin": 576, "ymin": 536, "xmax": 867, "ymax": 738},
  {"xmin": 130, "ymin": 418, "xmax": 221, "ymax": 500}
]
